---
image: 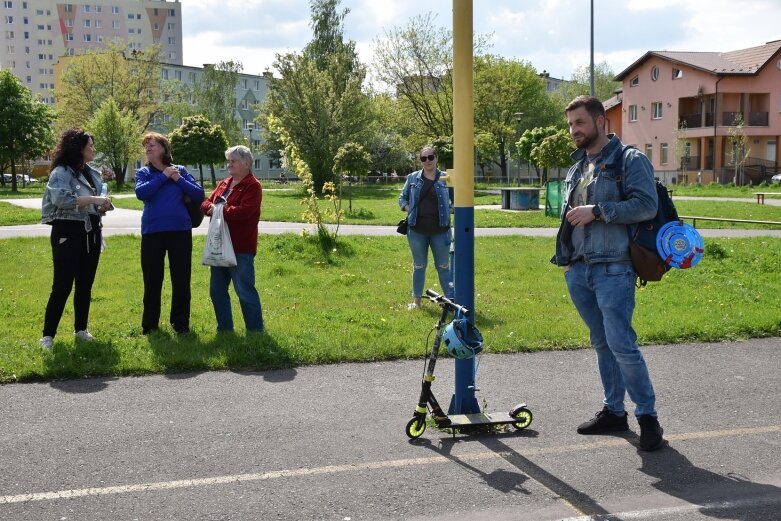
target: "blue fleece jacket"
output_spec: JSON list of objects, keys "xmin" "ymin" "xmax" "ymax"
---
[{"xmin": 134, "ymin": 165, "xmax": 205, "ymax": 235}]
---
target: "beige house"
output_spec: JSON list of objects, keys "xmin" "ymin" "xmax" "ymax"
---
[{"xmin": 614, "ymin": 39, "xmax": 781, "ymax": 184}]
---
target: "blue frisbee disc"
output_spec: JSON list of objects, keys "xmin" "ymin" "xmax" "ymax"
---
[{"xmin": 656, "ymin": 221, "xmax": 704, "ymax": 269}]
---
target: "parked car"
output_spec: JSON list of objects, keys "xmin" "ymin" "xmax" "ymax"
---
[{"xmin": 771, "ymin": 173, "xmax": 781, "ymax": 184}]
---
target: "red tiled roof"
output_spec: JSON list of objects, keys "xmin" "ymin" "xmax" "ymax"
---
[{"xmin": 615, "ymin": 39, "xmax": 781, "ymax": 79}]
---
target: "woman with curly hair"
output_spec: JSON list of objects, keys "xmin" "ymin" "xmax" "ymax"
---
[{"xmin": 39, "ymin": 128, "xmax": 114, "ymax": 349}]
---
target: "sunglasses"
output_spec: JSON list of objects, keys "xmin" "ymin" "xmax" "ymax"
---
[{"xmin": 420, "ymin": 154, "xmax": 436, "ymax": 162}]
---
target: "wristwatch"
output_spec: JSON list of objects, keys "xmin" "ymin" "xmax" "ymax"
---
[{"xmin": 592, "ymin": 205, "xmax": 601, "ymax": 221}]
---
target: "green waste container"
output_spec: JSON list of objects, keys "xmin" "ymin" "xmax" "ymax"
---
[{"xmin": 545, "ymin": 180, "xmax": 563, "ymax": 217}]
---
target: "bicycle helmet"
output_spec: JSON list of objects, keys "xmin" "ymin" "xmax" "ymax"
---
[{"xmin": 442, "ymin": 318, "xmax": 483, "ymax": 359}]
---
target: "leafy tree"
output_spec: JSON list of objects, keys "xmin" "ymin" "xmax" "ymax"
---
[
  {"xmin": 365, "ymin": 92, "xmax": 415, "ymax": 175},
  {"xmin": 430, "ymin": 136, "xmax": 453, "ymax": 170},
  {"xmin": 372, "ymin": 13, "xmax": 455, "ymax": 140},
  {"xmin": 727, "ymin": 114, "xmax": 750, "ymax": 185},
  {"xmin": 0, "ymin": 70, "xmax": 56, "ymax": 192},
  {"xmin": 553, "ymin": 61, "xmax": 620, "ymax": 104},
  {"xmin": 518, "ymin": 126, "xmax": 561, "ymax": 181},
  {"xmin": 169, "ymin": 115, "xmax": 229, "ymax": 186},
  {"xmin": 262, "ymin": 0, "xmax": 370, "ymax": 193},
  {"xmin": 87, "ymin": 97, "xmax": 143, "ymax": 189},
  {"xmin": 333, "ymin": 142, "xmax": 371, "ymax": 212},
  {"xmin": 530, "ymin": 129, "xmax": 575, "ymax": 185},
  {"xmin": 54, "ymin": 42, "xmax": 162, "ymax": 133},
  {"xmin": 195, "ymin": 61, "xmax": 243, "ymax": 145},
  {"xmin": 474, "ymin": 55, "xmax": 562, "ymax": 181},
  {"xmin": 474, "ymin": 132, "xmax": 499, "ymax": 179}
]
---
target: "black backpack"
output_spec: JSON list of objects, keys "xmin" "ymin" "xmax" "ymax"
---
[{"xmin": 616, "ymin": 146, "xmax": 680, "ymax": 286}]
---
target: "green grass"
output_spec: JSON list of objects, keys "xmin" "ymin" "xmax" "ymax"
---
[{"xmin": 1, "ymin": 234, "xmax": 780, "ymax": 383}]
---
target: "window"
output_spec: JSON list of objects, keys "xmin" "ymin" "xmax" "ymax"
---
[
  {"xmin": 112, "ymin": 20, "xmax": 119, "ymax": 29},
  {"xmin": 128, "ymin": 28, "xmax": 135, "ymax": 34},
  {"xmin": 4, "ymin": 29, "xmax": 12, "ymax": 37},
  {"xmin": 254, "ymin": 80, "xmax": 260, "ymax": 90},
  {"xmin": 242, "ymin": 79, "xmax": 247, "ymax": 89},
  {"xmin": 650, "ymin": 65, "xmax": 659, "ymax": 81},
  {"xmin": 83, "ymin": 34, "xmax": 91, "ymax": 42},
  {"xmin": 645, "ymin": 144, "xmax": 653, "ymax": 163},
  {"xmin": 64, "ymin": 3, "xmax": 72, "ymax": 11},
  {"xmin": 95, "ymin": 6, "xmax": 101, "ymax": 13},
  {"xmin": 153, "ymin": 22, "xmax": 158, "ymax": 30},
  {"xmin": 96, "ymin": 34, "xmax": 102, "ymax": 42},
  {"xmin": 153, "ymin": 8, "xmax": 158, "ymax": 15},
  {"xmin": 167, "ymin": 22, "xmax": 175, "ymax": 30},
  {"xmin": 65, "ymin": 32, "xmax": 73, "ymax": 41},
  {"xmin": 5, "ymin": 44, "xmax": 13, "ymax": 53},
  {"xmin": 630, "ymin": 75, "xmax": 639, "ymax": 87},
  {"xmin": 83, "ymin": 19, "xmax": 90, "ymax": 28},
  {"xmin": 127, "ymin": 13, "xmax": 133, "ymax": 19},
  {"xmin": 112, "ymin": 6, "xmax": 119, "ymax": 14},
  {"xmin": 3, "ymin": 1, "xmax": 12, "ymax": 8},
  {"xmin": 5, "ymin": 15, "xmax": 13, "ymax": 23},
  {"xmin": 167, "ymin": 36, "xmax": 175, "ymax": 44},
  {"xmin": 174, "ymin": 70, "xmax": 181, "ymax": 80},
  {"xmin": 629, "ymin": 105, "xmax": 638, "ymax": 122},
  {"xmin": 672, "ymin": 68, "xmax": 683, "ymax": 79},
  {"xmin": 95, "ymin": 20, "xmax": 101, "ymax": 28},
  {"xmin": 652, "ymin": 102, "xmax": 663, "ymax": 119},
  {"xmin": 83, "ymin": 5, "xmax": 89, "ymax": 12},
  {"xmin": 161, "ymin": 69, "xmax": 168, "ymax": 80},
  {"xmin": 660, "ymin": 143, "xmax": 669, "ymax": 165},
  {"xmin": 23, "ymin": 30, "xmax": 27, "ymax": 38},
  {"xmin": 64, "ymin": 18, "xmax": 72, "ymax": 27},
  {"xmin": 22, "ymin": 15, "xmax": 26, "ymax": 23},
  {"xmin": 168, "ymin": 9, "xmax": 176, "ymax": 16}
]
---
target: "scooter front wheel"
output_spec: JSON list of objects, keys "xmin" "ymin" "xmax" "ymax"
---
[{"xmin": 405, "ymin": 417, "xmax": 427, "ymax": 439}]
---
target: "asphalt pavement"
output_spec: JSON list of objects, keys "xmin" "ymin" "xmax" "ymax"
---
[{"xmin": 1, "ymin": 196, "xmax": 780, "ymax": 520}]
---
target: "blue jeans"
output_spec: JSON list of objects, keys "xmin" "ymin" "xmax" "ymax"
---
[
  {"xmin": 565, "ymin": 261, "xmax": 657, "ymax": 417},
  {"xmin": 210, "ymin": 254, "xmax": 263, "ymax": 332},
  {"xmin": 407, "ymin": 228, "xmax": 453, "ymax": 299}
]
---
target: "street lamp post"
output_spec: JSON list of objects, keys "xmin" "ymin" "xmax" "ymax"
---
[
  {"xmin": 514, "ymin": 112, "xmax": 523, "ymax": 186},
  {"xmin": 247, "ymin": 122, "xmax": 254, "ymax": 151}
]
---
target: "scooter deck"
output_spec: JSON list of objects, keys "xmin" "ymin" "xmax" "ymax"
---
[{"xmin": 446, "ymin": 411, "xmax": 519, "ymax": 427}]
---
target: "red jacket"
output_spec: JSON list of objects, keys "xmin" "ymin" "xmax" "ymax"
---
[{"xmin": 201, "ymin": 174, "xmax": 262, "ymax": 255}]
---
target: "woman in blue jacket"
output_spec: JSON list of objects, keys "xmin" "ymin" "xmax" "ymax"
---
[
  {"xmin": 398, "ymin": 146, "xmax": 453, "ymax": 310},
  {"xmin": 134, "ymin": 132, "xmax": 204, "ymax": 334}
]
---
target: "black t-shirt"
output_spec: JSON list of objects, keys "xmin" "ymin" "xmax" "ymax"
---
[{"xmin": 411, "ymin": 177, "xmax": 448, "ymax": 235}]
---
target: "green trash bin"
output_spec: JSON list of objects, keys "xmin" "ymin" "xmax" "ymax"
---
[{"xmin": 545, "ymin": 181, "xmax": 563, "ymax": 217}]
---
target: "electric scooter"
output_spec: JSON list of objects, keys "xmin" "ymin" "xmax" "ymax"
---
[{"xmin": 405, "ymin": 289, "xmax": 533, "ymax": 439}]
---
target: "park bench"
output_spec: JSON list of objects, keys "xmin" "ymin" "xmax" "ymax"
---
[
  {"xmin": 753, "ymin": 192, "xmax": 779, "ymax": 204},
  {"xmin": 679, "ymin": 215, "xmax": 781, "ymax": 228}
]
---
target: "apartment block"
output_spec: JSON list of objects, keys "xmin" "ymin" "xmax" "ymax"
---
[{"xmin": 1, "ymin": 0, "xmax": 182, "ymax": 104}]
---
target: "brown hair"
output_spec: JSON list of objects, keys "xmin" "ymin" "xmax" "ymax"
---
[
  {"xmin": 142, "ymin": 132, "xmax": 174, "ymax": 167},
  {"xmin": 52, "ymin": 128, "xmax": 93, "ymax": 171},
  {"xmin": 564, "ymin": 95, "xmax": 606, "ymax": 121}
]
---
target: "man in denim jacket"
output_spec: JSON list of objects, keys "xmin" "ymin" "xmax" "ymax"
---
[{"xmin": 551, "ymin": 96, "xmax": 665, "ymax": 451}]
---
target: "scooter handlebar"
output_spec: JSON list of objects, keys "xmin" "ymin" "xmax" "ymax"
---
[{"xmin": 425, "ymin": 289, "xmax": 469, "ymax": 315}]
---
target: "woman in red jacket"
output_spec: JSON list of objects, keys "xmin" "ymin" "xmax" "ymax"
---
[{"xmin": 201, "ymin": 145, "xmax": 263, "ymax": 332}]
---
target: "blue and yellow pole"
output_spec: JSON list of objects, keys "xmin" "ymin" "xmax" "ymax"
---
[{"xmin": 448, "ymin": 0, "xmax": 479, "ymax": 415}]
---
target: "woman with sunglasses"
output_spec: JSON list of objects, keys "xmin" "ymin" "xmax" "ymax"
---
[{"xmin": 398, "ymin": 146, "xmax": 454, "ymax": 310}]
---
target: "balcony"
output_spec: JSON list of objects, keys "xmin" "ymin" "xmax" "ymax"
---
[
  {"xmin": 748, "ymin": 111, "xmax": 769, "ymax": 126},
  {"xmin": 680, "ymin": 113, "xmax": 702, "ymax": 128}
]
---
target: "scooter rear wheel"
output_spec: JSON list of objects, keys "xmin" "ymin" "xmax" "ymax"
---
[
  {"xmin": 405, "ymin": 417, "xmax": 427, "ymax": 439},
  {"xmin": 510, "ymin": 407, "xmax": 533, "ymax": 430}
]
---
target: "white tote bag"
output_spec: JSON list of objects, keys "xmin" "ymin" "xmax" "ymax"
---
[{"xmin": 201, "ymin": 204, "xmax": 237, "ymax": 267}]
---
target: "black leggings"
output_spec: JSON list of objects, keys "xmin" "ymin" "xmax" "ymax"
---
[
  {"xmin": 42, "ymin": 227, "xmax": 101, "ymax": 337},
  {"xmin": 141, "ymin": 231, "xmax": 192, "ymax": 334}
]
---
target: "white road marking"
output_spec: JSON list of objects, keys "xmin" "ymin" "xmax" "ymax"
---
[
  {"xmin": 1, "ymin": 425, "xmax": 778, "ymax": 505},
  {"xmin": 559, "ymin": 496, "xmax": 781, "ymax": 520}
]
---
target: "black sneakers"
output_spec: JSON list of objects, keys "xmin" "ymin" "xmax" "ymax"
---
[
  {"xmin": 638, "ymin": 415, "xmax": 665, "ymax": 451},
  {"xmin": 577, "ymin": 407, "xmax": 630, "ymax": 434}
]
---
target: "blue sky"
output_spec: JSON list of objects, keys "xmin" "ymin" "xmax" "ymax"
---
[{"xmin": 181, "ymin": 0, "xmax": 781, "ymax": 82}]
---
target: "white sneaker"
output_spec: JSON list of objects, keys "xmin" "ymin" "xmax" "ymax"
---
[
  {"xmin": 74, "ymin": 330, "xmax": 95, "ymax": 342},
  {"xmin": 39, "ymin": 336, "xmax": 53, "ymax": 350}
]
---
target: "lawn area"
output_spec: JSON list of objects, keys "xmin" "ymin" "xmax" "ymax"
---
[{"xmin": 1, "ymin": 233, "xmax": 779, "ymax": 383}]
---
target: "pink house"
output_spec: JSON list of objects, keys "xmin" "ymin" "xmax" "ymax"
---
[{"xmin": 614, "ymin": 40, "xmax": 781, "ymax": 184}]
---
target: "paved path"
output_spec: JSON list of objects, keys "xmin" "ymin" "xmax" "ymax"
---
[
  {"xmin": 3, "ymin": 197, "xmax": 781, "ymax": 239},
  {"xmin": 1, "ymin": 338, "xmax": 779, "ymax": 520}
]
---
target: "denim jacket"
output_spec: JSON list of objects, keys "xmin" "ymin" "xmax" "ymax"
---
[
  {"xmin": 398, "ymin": 169, "xmax": 451, "ymax": 228},
  {"xmin": 552, "ymin": 134, "xmax": 658, "ymax": 266},
  {"xmin": 41, "ymin": 164, "xmax": 105, "ymax": 232}
]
